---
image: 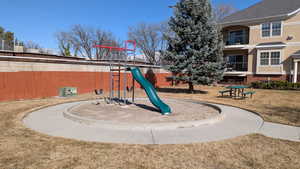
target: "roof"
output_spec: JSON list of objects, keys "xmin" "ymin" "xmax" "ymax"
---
[
  {"xmin": 257, "ymin": 42, "xmax": 286, "ymax": 46},
  {"xmin": 292, "ymin": 55, "xmax": 300, "ymax": 59},
  {"xmin": 220, "ymin": 0, "xmax": 300, "ymax": 24},
  {"xmin": 256, "ymin": 42, "xmax": 287, "ymax": 49},
  {"xmin": 292, "ymin": 50, "xmax": 300, "ymax": 58}
]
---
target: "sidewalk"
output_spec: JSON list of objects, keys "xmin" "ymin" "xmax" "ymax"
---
[
  {"xmin": 23, "ymin": 101, "xmax": 299, "ymax": 144},
  {"xmin": 259, "ymin": 122, "xmax": 300, "ymax": 142}
]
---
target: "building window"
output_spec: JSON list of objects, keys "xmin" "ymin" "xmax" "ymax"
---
[
  {"xmin": 261, "ymin": 22, "xmax": 282, "ymax": 37},
  {"xmin": 260, "ymin": 52, "xmax": 270, "ymax": 65},
  {"xmin": 271, "ymin": 52, "xmax": 280, "ymax": 65},
  {"xmin": 260, "ymin": 51, "xmax": 281, "ymax": 66},
  {"xmin": 229, "ymin": 30, "xmax": 245, "ymax": 45},
  {"xmin": 262, "ymin": 23, "xmax": 271, "ymax": 37},
  {"xmin": 272, "ymin": 22, "xmax": 282, "ymax": 36}
]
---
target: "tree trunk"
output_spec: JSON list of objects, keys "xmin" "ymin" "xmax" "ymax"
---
[{"xmin": 188, "ymin": 82, "xmax": 194, "ymax": 93}]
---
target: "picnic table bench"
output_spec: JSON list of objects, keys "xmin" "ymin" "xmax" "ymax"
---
[
  {"xmin": 218, "ymin": 89, "xmax": 232, "ymax": 97},
  {"xmin": 219, "ymin": 85, "xmax": 255, "ymax": 99},
  {"xmin": 241, "ymin": 91, "xmax": 256, "ymax": 98}
]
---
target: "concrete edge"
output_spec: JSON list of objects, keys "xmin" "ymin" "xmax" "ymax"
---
[
  {"xmin": 187, "ymin": 99, "xmax": 266, "ymax": 130},
  {"xmin": 62, "ymin": 99, "xmax": 226, "ymax": 131}
]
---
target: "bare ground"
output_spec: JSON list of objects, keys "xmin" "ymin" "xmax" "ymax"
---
[
  {"xmin": 0, "ymin": 85, "xmax": 299, "ymax": 169},
  {"xmin": 70, "ymin": 99, "xmax": 219, "ymax": 123}
]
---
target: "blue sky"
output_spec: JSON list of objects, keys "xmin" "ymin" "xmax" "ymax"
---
[{"xmin": 0, "ymin": 0, "xmax": 260, "ymax": 50}]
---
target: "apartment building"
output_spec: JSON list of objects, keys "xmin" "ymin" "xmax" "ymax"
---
[{"xmin": 220, "ymin": 0, "xmax": 300, "ymax": 83}]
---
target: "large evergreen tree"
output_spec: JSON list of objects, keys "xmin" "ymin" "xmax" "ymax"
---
[{"xmin": 164, "ymin": 0, "xmax": 225, "ymax": 92}]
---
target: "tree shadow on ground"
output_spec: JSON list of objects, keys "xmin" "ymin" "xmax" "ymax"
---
[
  {"xmin": 156, "ymin": 87, "xmax": 208, "ymax": 94},
  {"xmin": 216, "ymin": 95, "xmax": 249, "ymax": 100},
  {"xmin": 263, "ymin": 105, "xmax": 300, "ymax": 125},
  {"xmin": 216, "ymin": 95, "xmax": 234, "ymax": 99}
]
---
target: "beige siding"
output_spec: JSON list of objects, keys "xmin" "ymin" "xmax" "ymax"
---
[
  {"xmin": 285, "ymin": 12, "xmax": 300, "ymax": 23},
  {"xmin": 224, "ymin": 12, "xmax": 300, "ymax": 75},
  {"xmin": 256, "ymin": 49, "xmax": 283, "ymax": 74},
  {"xmin": 282, "ymin": 46, "xmax": 300, "ymax": 72},
  {"xmin": 283, "ymin": 12, "xmax": 300, "ymax": 43},
  {"xmin": 249, "ymin": 13, "xmax": 300, "ymax": 45},
  {"xmin": 254, "ymin": 46, "xmax": 300, "ymax": 74},
  {"xmin": 257, "ymin": 66, "xmax": 283, "ymax": 73},
  {"xmin": 248, "ymin": 49, "xmax": 256, "ymax": 72},
  {"xmin": 249, "ymin": 26, "xmax": 283, "ymax": 45}
]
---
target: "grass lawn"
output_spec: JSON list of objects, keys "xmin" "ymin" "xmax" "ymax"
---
[
  {"xmin": 157, "ymin": 85, "xmax": 300, "ymax": 127},
  {"xmin": 0, "ymin": 85, "xmax": 299, "ymax": 169}
]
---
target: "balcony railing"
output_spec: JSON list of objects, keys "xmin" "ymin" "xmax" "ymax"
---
[
  {"xmin": 226, "ymin": 62, "xmax": 248, "ymax": 72},
  {"xmin": 223, "ymin": 31, "xmax": 249, "ymax": 46},
  {"xmin": 225, "ymin": 36, "xmax": 249, "ymax": 46}
]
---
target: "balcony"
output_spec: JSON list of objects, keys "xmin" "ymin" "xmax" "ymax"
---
[
  {"xmin": 225, "ymin": 55, "xmax": 248, "ymax": 73},
  {"xmin": 226, "ymin": 62, "xmax": 248, "ymax": 72},
  {"xmin": 225, "ymin": 34, "xmax": 249, "ymax": 46},
  {"xmin": 222, "ymin": 26, "xmax": 250, "ymax": 48}
]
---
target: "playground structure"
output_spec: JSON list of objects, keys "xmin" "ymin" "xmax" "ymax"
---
[
  {"xmin": 94, "ymin": 40, "xmax": 136, "ymax": 105},
  {"xmin": 94, "ymin": 40, "xmax": 172, "ymax": 115}
]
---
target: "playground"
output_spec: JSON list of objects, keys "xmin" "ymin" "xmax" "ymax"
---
[
  {"xmin": 1, "ymin": 0, "xmax": 300, "ymax": 167},
  {"xmin": 0, "ymin": 39, "xmax": 298, "ymax": 168},
  {"xmin": 0, "ymin": 36, "xmax": 297, "ymax": 169},
  {"xmin": 0, "ymin": 86, "xmax": 299, "ymax": 168},
  {"xmin": 19, "ymin": 40, "xmax": 279, "ymax": 144}
]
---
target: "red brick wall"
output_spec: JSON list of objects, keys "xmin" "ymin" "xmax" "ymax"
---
[
  {"xmin": 0, "ymin": 71, "xmax": 172, "ymax": 102},
  {"xmin": 246, "ymin": 75, "xmax": 288, "ymax": 84}
]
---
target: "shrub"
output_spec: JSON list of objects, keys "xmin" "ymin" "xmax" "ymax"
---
[{"xmin": 250, "ymin": 80, "xmax": 300, "ymax": 90}]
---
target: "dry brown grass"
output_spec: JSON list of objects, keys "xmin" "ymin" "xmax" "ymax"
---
[
  {"xmin": 156, "ymin": 85, "xmax": 300, "ymax": 126},
  {"xmin": 0, "ymin": 86, "xmax": 299, "ymax": 169}
]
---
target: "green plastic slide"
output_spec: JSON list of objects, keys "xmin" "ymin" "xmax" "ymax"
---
[{"xmin": 130, "ymin": 67, "xmax": 171, "ymax": 115}]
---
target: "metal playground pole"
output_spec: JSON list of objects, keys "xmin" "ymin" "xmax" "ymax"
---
[{"xmin": 94, "ymin": 40, "xmax": 136, "ymax": 105}]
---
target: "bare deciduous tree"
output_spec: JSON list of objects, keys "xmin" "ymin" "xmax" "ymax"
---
[
  {"xmin": 94, "ymin": 30, "xmax": 121, "ymax": 60},
  {"xmin": 55, "ymin": 32, "xmax": 72, "ymax": 56},
  {"xmin": 56, "ymin": 25, "xmax": 120, "ymax": 60},
  {"xmin": 24, "ymin": 41, "xmax": 41, "ymax": 49},
  {"xmin": 128, "ymin": 22, "xmax": 168, "ymax": 64},
  {"xmin": 69, "ymin": 25, "xmax": 94, "ymax": 59},
  {"xmin": 214, "ymin": 4, "xmax": 237, "ymax": 22}
]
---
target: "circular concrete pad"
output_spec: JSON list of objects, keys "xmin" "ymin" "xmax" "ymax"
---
[{"xmin": 23, "ymin": 99, "xmax": 264, "ymax": 144}]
